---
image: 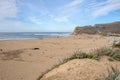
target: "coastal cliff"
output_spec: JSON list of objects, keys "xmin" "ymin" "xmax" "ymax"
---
[{"xmin": 73, "ymin": 22, "xmax": 120, "ymax": 35}]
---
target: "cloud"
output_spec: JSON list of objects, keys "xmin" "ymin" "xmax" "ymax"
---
[
  {"xmin": 92, "ymin": 0, "xmax": 120, "ymax": 18},
  {"xmin": 60, "ymin": 0, "xmax": 84, "ymax": 15},
  {"xmin": 54, "ymin": 16, "xmax": 68, "ymax": 23},
  {"xmin": 28, "ymin": 16, "xmax": 43, "ymax": 24},
  {"xmin": 54, "ymin": 0, "xmax": 84, "ymax": 23},
  {"xmin": 0, "ymin": 0, "xmax": 18, "ymax": 19},
  {"xmin": 64, "ymin": 0, "xmax": 84, "ymax": 8},
  {"xmin": 25, "ymin": 0, "xmax": 49, "ymax": 16},
  {"xmin": 0, "ymin": 19, "xmax": 40, "ymax": 32},
  {"xmin": 19, "ymin": 0, "xmax": 49, "ymax": 24}
]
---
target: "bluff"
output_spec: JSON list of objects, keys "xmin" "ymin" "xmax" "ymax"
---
[{"xmin": 73, "ymin": 22, "xmax": 120, "ymax": 35}]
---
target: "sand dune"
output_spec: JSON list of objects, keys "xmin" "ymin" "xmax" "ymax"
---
[{"xmin": 41, "ymin": 58, "xmax": 120, "ymax": 80}]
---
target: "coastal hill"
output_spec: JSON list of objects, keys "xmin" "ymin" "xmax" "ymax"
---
[{"xmin": 73, "ymin": 21, "xmax": 120, "ymax": 35}]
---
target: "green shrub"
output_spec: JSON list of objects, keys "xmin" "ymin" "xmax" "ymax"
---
[{"xmin": 99, "ymin": 32, "xmax": 107, "ymax": 36}]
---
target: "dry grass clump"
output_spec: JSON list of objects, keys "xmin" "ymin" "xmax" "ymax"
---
[
  {"xmin": 94, "ymin": 48, "xmax": 120, "ymax": 61},
  {"xmin": 64, "ymin": 52, "xmax": 99, "ymax": 62},
  {"xmin": 64, "ymin": 48, "xmax": 120, "ymax": 62},
  {"xmin": 102, "ymin": 66, "xmax": 120, "ymax": 80},
  {"xmin": 109, "ymin": 34, "xmax": 120, "ymax": 37},
  {"xmin": 113, "ymin": 44, "xmax": 120, "ymax": 49},
  {"xmin": 98, "ymin": 32, "xmax": 107, "ymax": 36}
]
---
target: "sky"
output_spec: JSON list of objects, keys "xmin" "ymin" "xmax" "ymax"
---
[{"xmin": 0, "ymin": 0, "xmax": 120, "ymax": 32}]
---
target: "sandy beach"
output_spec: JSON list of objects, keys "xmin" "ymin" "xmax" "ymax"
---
[
  {"xmin": 0, "ymin": 35, "xmax": 114, "ymax": 80},
  {"xmin": 0, "ymin": 0, "xmax": 120, "ymax": 79}
]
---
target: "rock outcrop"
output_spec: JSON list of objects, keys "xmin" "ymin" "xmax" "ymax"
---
[{"xmin": 73, "ymin": 22, "xmax": 120, "ymax": 35}]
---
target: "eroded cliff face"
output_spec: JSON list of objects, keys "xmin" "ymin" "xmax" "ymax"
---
[{"xmin": 73, "ymin": 22, "xmax": 120, "ymax": 35}]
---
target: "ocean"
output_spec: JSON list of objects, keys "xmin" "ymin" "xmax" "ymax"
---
[{"xmin": 0, "ymin": 32, "xmax": 72, "ymax": 40}]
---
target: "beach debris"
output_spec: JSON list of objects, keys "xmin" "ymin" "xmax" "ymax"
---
[
  {"xmin": 0, "ymin": 49, "xmax": 3, "ymax": 51},
  {"xmin": 32, "ymin": 48, "xmax": 40, "ymax": 50},
  {"xmin": 108, "ymin": 37, "xmax": 120, "ymax": 48}
]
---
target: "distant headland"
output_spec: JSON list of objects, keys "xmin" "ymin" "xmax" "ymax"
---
[{"xmin": 73, "ymin": 21, "xmax": 120, "ymax": 35}]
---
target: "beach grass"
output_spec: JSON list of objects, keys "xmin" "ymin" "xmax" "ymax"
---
[
  {"xmin": 64, "ymin": 48, "xmax": 120, "ymax": 62},
  {"xmin": 102, "ymin": 66, "xmax": 120, "ymax": 80},
  {"xmin": 113, "ymin": 44, "xmax": 120, "ymax": 49}
]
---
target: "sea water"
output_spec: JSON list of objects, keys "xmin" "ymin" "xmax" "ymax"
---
[{"xmin": 0, "ymin": 32, "xmax": 71, "ymax": 40}]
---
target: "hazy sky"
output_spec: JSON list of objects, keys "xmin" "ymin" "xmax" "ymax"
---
[{"xmin": 0, "ymin": 0, "xmax": 120, "ymax": 32}]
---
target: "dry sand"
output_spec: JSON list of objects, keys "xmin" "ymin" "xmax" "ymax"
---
[
  {"xmin": 0, "ymin": 35, "xmax": 110, "ymax": 80},
  {"xmin": 41, "ymin": 58, "xmax": 120, "ymax": 80}
]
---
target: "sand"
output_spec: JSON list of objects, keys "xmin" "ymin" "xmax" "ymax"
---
[
  {"xmin": 41, "ymin": 59, "xmax": 120, "ymax": 80},
  {"xmin": 0, "ymin": 35, "xmax": 109, "ymax": 80}
]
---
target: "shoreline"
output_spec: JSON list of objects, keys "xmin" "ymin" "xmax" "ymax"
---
[
  {"xmin": 0, "ymin": 32, "xmax": 72, "ymax": 41},
  {"xmin": 0, "ymin": 35, "xmax": 72, "ymax": 41}
]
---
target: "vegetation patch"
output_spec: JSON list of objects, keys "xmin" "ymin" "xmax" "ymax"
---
[
  {"xmin": 113, "ymin": 44, "xmax": 120, "ymax": 49},
  {"xmin": 109, "ymin": 34, "xmax": 120, "ymax": 37},
  {"xmin": 98, "ymin": 32, "xmax": 107, "ymax": 36},
  {"xmin": 64, "ymin": 52, "xmax": 99, "ymax": 62},
  {"xmin": 64, "ymin": 48, "xmax": 120, "ymax": 62},
  {"xmin": 102, "ymin": 66, "xmax": 120, "ymax": 80}
]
